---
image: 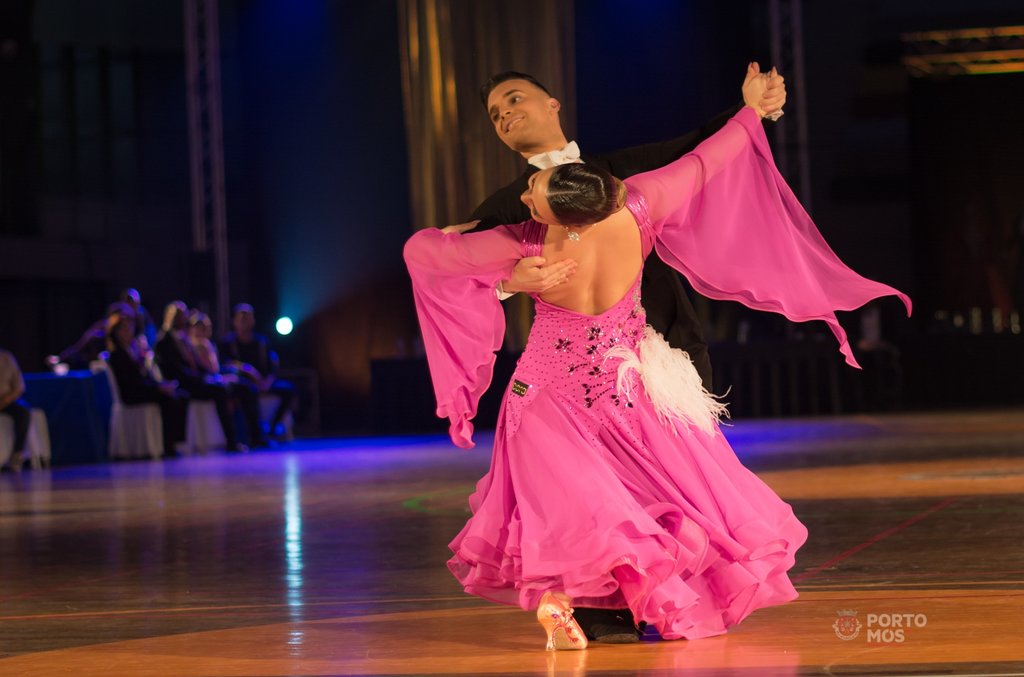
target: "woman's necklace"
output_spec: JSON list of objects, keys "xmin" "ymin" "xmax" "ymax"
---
[{"xmin": 561, "ymin": 225, "xmax": 581, "ymax": 241}]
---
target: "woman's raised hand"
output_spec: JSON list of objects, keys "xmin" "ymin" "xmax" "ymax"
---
[{"xmin": 741, "ymin": 62, "xmax": 778, "ymax": 119}]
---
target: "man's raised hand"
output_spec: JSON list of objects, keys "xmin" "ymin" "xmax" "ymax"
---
[
  {"xmin": 440, "ymin": 220, "xmax": 481, "ymax": 234},
  {"xmin": 502, "ymin": 256, "xmax": 578, "ymax": 294}
]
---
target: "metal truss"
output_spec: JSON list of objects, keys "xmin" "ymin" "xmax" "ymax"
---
[
  {"xmin": 184, "ymin": 0, "xmax": 230, "ymax": 331},
  {"xmin": 902, "ymin": 26, "xmax": 1024, "ymax": 77},
  {"xmin": 768, "ymin": 0, "xmax": 813, "ymax": 212}
]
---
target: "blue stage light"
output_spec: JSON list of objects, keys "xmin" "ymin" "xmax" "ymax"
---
[{"xmin": 276, "ymin": 317, "xmax": 294, "ymax": 335}]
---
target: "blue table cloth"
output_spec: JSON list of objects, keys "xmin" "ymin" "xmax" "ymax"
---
[{"xmin": 23, "ymin": 370, "xmax": 112, "ymax": 466}]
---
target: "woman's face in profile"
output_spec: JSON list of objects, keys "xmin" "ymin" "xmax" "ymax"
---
[
  {"xmin": 192, "ymin": 319, "xmax": 212, "ymax": 340},
  {"xmin": 520, "ymin": 168, "xmax": 557, "ymax": 224},
  {"xmin": 114, "ymin": 319, "xmax": 134, "ymax": 346}
]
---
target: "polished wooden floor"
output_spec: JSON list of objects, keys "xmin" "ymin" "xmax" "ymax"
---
[{"xmin": 2, "ymin": 409, "xmax": 1023, "ymax": 676}]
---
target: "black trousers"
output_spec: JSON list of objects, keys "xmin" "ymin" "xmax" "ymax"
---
[
  {"xmin": 267, "ymin": 380, "xmax": 297, "ymax": 427},
  {"xmin": 228, "ymin": 381, "xmax": 265, "ymax": 444},
  {"xmin": 1, "ymin": 398, "xmax": 31, "ymax": 454}
]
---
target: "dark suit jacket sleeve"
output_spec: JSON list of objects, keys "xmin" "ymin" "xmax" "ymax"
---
[
  {"xmin": 217, "ymin": 338, "xmax": 235, "ymax": 362},
  {"xmin": 257, "ymin": 336, "xmax": 278, "ymax": 377},
  {"xmin": 469, "ymin": 174, "xmax": 532, "ymax": 231},
  {"xmin": 155, "ymin": 336, "xmax": 201, "ymax": 383},
  {"xmin": 600, "ymin": 103, "xmax": 743, "ymax": 178},
  {"xmin": 109, "ymin": 348, "xmax": 159, "ymax": 404},
  {"xmin": 153, "ymin": 339, "xmax": 173, "ymax": 378}
]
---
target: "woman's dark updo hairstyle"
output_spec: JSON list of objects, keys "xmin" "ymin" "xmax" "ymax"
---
[{"xmin": 546, "ymin": 163, "xmax": 626, "ymax": 226}]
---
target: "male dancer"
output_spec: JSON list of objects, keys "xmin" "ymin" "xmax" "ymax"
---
[{"xmin": 467, "ymin": 67, "xmax": 786, "ymax": 641}]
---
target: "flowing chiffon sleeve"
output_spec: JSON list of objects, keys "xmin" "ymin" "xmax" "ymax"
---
[
  {"xmin": 625, "ymin": 106, "xmax": 912, "ymax": 368},
  {"xmin": 403, "ymin": 223, "xmax": 530, "ymax": 448}
]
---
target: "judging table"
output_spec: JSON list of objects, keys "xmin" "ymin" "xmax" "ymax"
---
[{"xmin": 23, "ymin": 370, "xmax": 112, "ymax": 466}]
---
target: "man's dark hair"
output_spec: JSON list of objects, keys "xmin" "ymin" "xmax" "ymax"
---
[
  {"xmin": 119, "ymin": 288, "xmax": 141, "ymax": 304},
  {"xmin": 232, "ymin": 302, "xmax": 254, "ymax": 317},
  {"xmin": 546, "ymin": 164, "xmax": 625, "ymax": 226},
  {"xmin": 479, "ymin": 71, "xmax": 552, "ymax": 108}
]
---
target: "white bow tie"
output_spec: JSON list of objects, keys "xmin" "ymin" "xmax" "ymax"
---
[{"xmin": 527, "ymin": 141, "xmax": 583, "ymax": 170}]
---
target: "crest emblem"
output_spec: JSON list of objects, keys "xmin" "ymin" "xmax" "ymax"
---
[{"xmin": 833, "ymin": 609, "xmax": 862, "ymax": 641}]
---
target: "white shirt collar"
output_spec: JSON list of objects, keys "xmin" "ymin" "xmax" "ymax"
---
[{"xmin": 526, "ymin": 141, "xmax": 583, "ymax": 170}]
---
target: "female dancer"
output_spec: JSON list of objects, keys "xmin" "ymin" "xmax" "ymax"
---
[{"xmin": 404, "ymin": 63, "xmax": 910, "ymax": 649}]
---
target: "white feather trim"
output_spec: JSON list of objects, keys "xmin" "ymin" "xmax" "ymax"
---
[{"xmin": 604, "ymin": 326, "xmax": 728, "ymax": 436}]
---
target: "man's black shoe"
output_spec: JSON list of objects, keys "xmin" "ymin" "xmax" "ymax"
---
[{"xmin": 572, "ymin": 607, "xmax": 643, "ymax": 643}]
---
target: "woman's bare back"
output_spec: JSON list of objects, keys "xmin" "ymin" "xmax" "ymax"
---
[{"xmin": 537, "ymin": 207, "xmax": 644, "ymax": 316}]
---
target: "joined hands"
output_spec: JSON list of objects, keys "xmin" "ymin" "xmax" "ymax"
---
[{"xmin": 744, "ymin": 62, "xmax": 786, "ymax": 120}]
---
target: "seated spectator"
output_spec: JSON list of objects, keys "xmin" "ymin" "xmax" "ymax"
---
[
  {"xmin": 119, "ymin": 288, "xmax": 158, "ymax": 351},
  {"xmin": 189, "ymin": 309, "xmax": 267, "ymax": 448},
  {"xmin": 154, "ymin": 301, "xmax": 247, "ymax": 452},
  {"xmin": 0, "ymin": 347, "xmax": 31, "ymax": 472},
  {"xmin": 106, "ymin": 310, "xmax": 188, "ymax": 456},
  {"xmin": 220, "ymin": 303, "xmax": 296, "ymax": 440},
  {"xmin": 188, "ymin": 311, "xmax": 221, "ymax": 376}
]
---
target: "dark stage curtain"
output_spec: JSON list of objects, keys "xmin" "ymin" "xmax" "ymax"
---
[{"xmin": 397, "ymin": 0, "xmax": 576, "ymax": 348}]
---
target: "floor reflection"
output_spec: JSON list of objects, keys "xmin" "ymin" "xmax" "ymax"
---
[{"xmin": 0, "ymin": 410, "xmax": 1021, "ymax": 675}]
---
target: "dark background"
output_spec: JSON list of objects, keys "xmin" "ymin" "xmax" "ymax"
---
[{"xmin": 2, "ymin": 0, "xmax": 1022, "ymax": 433}]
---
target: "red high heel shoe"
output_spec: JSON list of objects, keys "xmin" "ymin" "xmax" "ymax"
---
[{"xmin": 536, "ymin": 591, "xmax": 588, "ymax": 651}]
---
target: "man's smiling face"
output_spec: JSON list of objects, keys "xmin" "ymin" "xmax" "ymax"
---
[{"xmin": 485, "ymin": 79, "xmax": 563, "ymax": 155}]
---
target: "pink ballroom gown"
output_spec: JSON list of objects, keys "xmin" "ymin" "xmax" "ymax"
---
[{"xmin": 403, "ymin": 107, "xmax": 911, "ymax": 639}]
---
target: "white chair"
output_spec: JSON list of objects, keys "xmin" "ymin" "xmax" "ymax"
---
[
  {"xmin": 102, "ymin": 359, "xmax": 164, "ymax": 460},
  {"xmin": 181, "ymin": 399, "xmax": 226, "ymax": 454},
  {"xmin": 26, "ymin": 409, "xmax": 52, "ymax": 468},
  {"xmin": 260, "ymin": 393, "xmax": 294, "ymax": 441},
  {"xmin": 1, "ymin": 408, "xmax": 53, "ymax": 469}
]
